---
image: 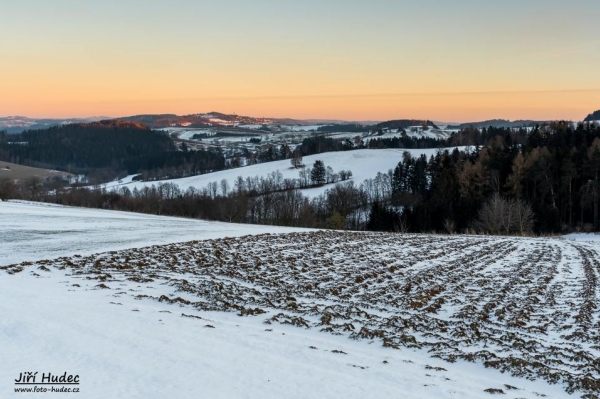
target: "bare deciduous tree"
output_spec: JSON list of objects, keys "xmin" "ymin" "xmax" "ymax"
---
[
  {"xmin": 290, "ymin": 150, "xmax": 303, "ymax": 169},
  {"xmin": 474, "ymin": 193, "xmax": 534, "ymax": 235},
  {"xmin": 0, "ymin": 178, "xmax": 17, "ymax": 201},
  {"xmin": 512, "ymin": 198, "xmax": 535, "ymax": 235},
  {"xmin": 24, "ymin": 176, "xmax": 43, "ymax": 201},
  {"xmin": 339, "ymin": 170, "xmax": 353, "ymax": 181},
  {"xmin": 443, "ymin": 218, "xmax": 456, "ymax": 234}
]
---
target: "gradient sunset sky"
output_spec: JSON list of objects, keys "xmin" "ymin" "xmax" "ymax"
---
[{"xmin": 2, "ymin": 0, "xmax": 599, "ymax": 122}]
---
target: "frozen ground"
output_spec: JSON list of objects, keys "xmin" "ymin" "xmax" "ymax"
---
[
  {"xmin": 103, "ymin": 148, "xmax": 465, "ymax": 198},
  {"xmin": 1, "ymin": 203, "xmax": 597, "ymax": 398}
]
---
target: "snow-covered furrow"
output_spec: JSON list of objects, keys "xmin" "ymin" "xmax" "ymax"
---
[
  {"xmin": 9, "ymin": 269, "xmax": 547, "ymax": 399},
  {"xmin": 3, "ymin": 231, "xmax": 599, "ymax": 396}
]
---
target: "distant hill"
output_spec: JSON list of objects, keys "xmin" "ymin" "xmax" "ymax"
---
[
  {"xmin": 446, "ymin": 119, "xmax": 546, "ymax": 129},
  {"xmin": 115, "ymin": 112, "xmax": 278, "ymax": 129},
  {"xmin": 0, "ymin": 116, "xmax": 109, "ymax": 134},
  {"xmin": 584, "ymin": 110, "xmax": 600, "ymax": 122},
  {"xmin": 292, "ymin": 118, "xmax": 381, "ymax": 125},
  {"xmin": 1, "ymin": 113, "xmax": 416, "ymax": 133},
  {"xmin": 374, "ymin": 119, "xmax": 438, "ymax": 130},
  {"xmin": 113, "ymin": 113, "xmax": 378, "ymax": 129}
]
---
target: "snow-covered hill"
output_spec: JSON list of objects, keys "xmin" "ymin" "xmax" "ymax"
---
[
  {"xmin": 0, "ymin": 116, "xmax": 107, "ymax": 133},
  {"xmin": 104, "ymin": 148, "xmax": 465, "ymax": 198}
]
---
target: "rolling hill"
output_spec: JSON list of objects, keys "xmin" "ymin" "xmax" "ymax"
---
[
  {"xmin": 0, "ymin": 201, "xmax": 590, "ymax": 398},
  {"xmin": 0, "ymin": 161, "xmax": 73, "ymax": 182},
  {"xmin": 103, "ymin": 148, "xmax": 464, "ymax": 199},
  {"xmin": 584, "ymin": 110, "xmax": 600, "ymax": 122}
]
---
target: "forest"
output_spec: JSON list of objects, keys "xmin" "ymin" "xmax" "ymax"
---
[{"xmin": 0, "ymin": 121, "xmax": 173, "ymax": 173}]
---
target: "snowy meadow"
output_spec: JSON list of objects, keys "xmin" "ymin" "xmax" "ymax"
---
[{"xmin": 102, "ymin": 148, "xmax": 466, "ymax": 199}]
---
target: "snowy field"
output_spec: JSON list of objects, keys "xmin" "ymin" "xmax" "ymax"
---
[
  {"xmin": 163, "ymin": 125, "xmax": 456, "ymax": 148},
  {"xmin": 2, "ymin": 202, "xmax": 598, "ymax": 397},
  {"xmin": 565, "ymin": 233, "xmax": 600, "ymax": 243},
  {"xmin": 103, "ymin": 148, "xmax": 464, "ymax": 198},
  {"xmin": 168, "ymin": 128, "xmax": 215, "ymax": 141},
  {"xmin": 363, "ymin": 127, "xmax": 458, "ymax": 142},
  {"xmin": 236, "ymin": 124, "xmax": 325, "ymax": 132},
  {"xmin": 0, "ymin": 201, "xmax": 310, "ymax": 266}
]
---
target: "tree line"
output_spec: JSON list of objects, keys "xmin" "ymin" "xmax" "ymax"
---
[{"xmin": 296, "ymin": 126, "xmax": 530, "ymax": 156}]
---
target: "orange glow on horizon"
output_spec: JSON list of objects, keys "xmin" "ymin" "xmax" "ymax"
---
[{"xmin": 3, "ymin": 90, "xmax": 599, "ymax": 123}]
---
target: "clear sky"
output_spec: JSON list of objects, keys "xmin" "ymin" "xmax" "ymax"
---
[{"xmin": 1, "ymin": 0, "xmax": 599, "ymax": 122}]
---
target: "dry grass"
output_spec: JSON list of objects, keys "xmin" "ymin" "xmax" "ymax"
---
[{"xmin": 0, "ymin": 161, "xmax": 73, "ymax": 181}]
